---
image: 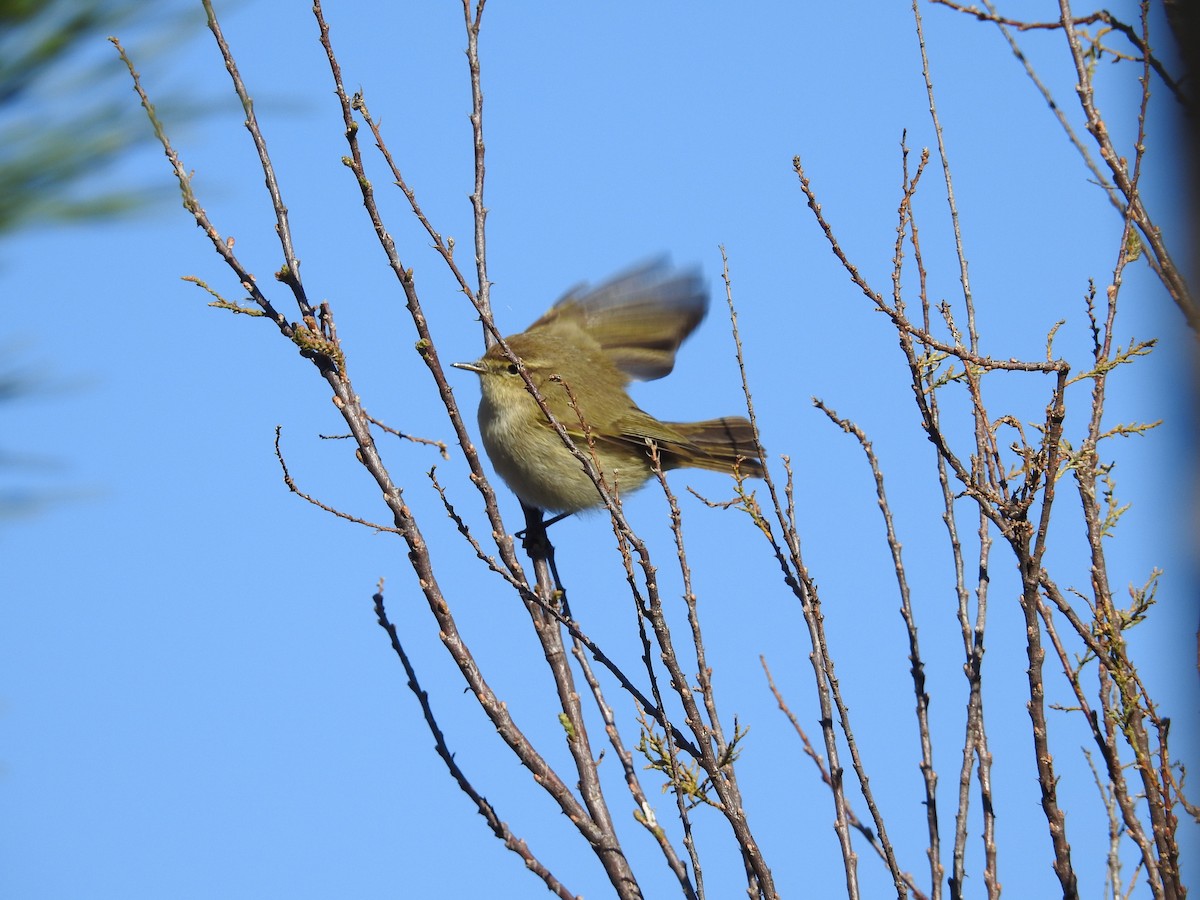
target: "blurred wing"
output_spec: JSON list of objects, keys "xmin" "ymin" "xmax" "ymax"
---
[{"xmin": 527, "ymin": 260, "xmax": 708, "ymax": 381}]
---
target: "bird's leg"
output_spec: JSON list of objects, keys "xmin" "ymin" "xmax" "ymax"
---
[{"xmin": 518, "ymin": 501, "xmax": 570, "ymax": 619}]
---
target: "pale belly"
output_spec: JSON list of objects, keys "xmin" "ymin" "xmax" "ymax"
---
[{"xmin": 478, "ymin": 400, "xmax": 648, "ymax": 513}]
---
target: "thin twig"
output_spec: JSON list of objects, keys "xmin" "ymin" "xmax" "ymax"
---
[
  {"xmin": 570, "ymin": 628, "xmax": 700, "ymax": 900},
  {"xmin": 461, "ymin": 0, "xmax": 492, "ymax": 339},
  {"xmin": 761, "ymin": 658, "xmax": 929, "ymax": 900},
  {"xmin": 373, "ymin": 583, "xmax": 580, "ymax": 900},
  {"xmin": 1058, "ymin": 0, "xmax": 1196, "ymax": 330},
  {"xmin": 929, "ymin": 1, "xmax": 1188, "ymax": 107},
  {"xmin": 110, "ymin": 37, "xmax": 290, "ymax": 335},
  {"xmin": 275, "ymin": 427, "xmax": 400, "ymax": 533},
  {"xmin": 201, "ymin": 0, "xmax": 313, "ymax": 319},
  {"xmin": 814, "ymin": 400, "xmax": 935, "ymax": 900}
]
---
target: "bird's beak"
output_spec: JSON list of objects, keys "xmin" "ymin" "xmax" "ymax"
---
[{"xmin": 451, "ymin": 360, "xmax": 486, "ymax": 374}]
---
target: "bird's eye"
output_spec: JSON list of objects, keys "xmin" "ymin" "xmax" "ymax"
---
[{"xmin": 506, "ymin": 363, "xmax": 519, "ymax": 375}]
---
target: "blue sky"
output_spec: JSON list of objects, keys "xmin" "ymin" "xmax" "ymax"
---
[{"xmin": 2, "ymin": 1, "xmax": 1196, "ymax": 897}]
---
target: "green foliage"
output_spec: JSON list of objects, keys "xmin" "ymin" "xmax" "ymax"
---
[
  {"xmin": 0, "ymin": 1, "xmax": 206, "ymax": 520},
  {"xmin": 0, "ymin": 0, "xmax": 197, "ymax": 235},
  {"xmin": 637, "ymin": 707, "xmax": 747, "ymax": 809}
]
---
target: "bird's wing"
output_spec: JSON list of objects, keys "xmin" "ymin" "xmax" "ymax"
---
[{"xmin": 527, "ymin": 260, "xmax": 708, "ymax": 382}]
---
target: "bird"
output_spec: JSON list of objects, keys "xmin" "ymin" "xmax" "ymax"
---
[{"xmin": 454, "ymin": 261, "xmax": 764, "ymax": 515}]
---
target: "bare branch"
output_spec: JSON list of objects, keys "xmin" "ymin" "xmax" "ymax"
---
[{"xmin": 372, "ymin": 583, "xmax": 581, "ymax": 900}]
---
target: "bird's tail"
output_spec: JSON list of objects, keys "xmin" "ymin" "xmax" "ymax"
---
[{"xmin": 664, "ymin": 416, "xmax": 765, "ymax": 479}]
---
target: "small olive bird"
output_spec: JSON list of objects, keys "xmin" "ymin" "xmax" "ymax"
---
[{"xmin": 454, "ymin": 262, "xmax": 764, "ymax": 514}]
